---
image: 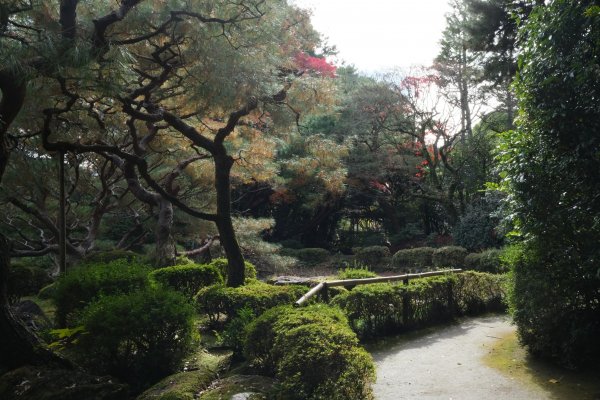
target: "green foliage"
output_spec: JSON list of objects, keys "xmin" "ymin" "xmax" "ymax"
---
[
  {"xmin": 332, "ymin": 272, "xmax": 507, "ymax": 338},
  {"xmin": 354, "ymin": 245, "xmax": 390, "ymax": 267},
  {"xmin": 77, "ymin": 288, "xmax": 195, "ymax": 390},
  {"xmin": 194, "ymin": 281, "xmax": 306, "ymax": 324},
  {"xmin": 219, "ymin": 306, "xmax": 256, "ymax": 356},
  {"xmin": 453, "ymin": 199, "xmax": 503, "ymax": 251},
  {"xmin": 464, "ymin": 249, "xmax": 506, "ymax": 273},
  {"xmin": 391, "ymin": 247, "xmax": 434, "ymax": 270},
  {"xmin": 207, "ymin": 258, "xmax": 257, "ymax": 281},
  {"xmin": 337, "ymin": 266, "xmax": 377, "ymax": 280},
  {"xmin": 244, "ymin": 305, "xmax": 375, "ymax": 400},
  {"xmin": 7, "ymin": 265, "xmax": 52, "ymax": 304},
  {"xmin": 432, "ymin": 246, "xmax": 468, "ymax": 269},
  {"xmin": 53, "ymin": 260, "xmax": 151, "ymax": 326},
  {"xmin": 149, "ymin": 263, "xmax": 223, "ymax": 299},
  {"xmin": 498, "ymin": 0, "xmax": 600, "ymax": 368},
  {"xmin": 283, "ymin": 247, "xmax": 330, "ymax": 265}
]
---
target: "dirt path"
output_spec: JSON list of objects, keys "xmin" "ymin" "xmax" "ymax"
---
[{"xmin": 368, "ymin": 315, "xmax": 548, "ymax": 400}]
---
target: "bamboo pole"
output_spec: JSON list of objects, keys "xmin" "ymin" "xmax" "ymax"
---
[
  {"xmin": 294, "ymin": 269, "xmax": 462, "ymax": 307},
  {"xmin": 58, "ymin": 151, "xmax": 66, "ymax": 275}
]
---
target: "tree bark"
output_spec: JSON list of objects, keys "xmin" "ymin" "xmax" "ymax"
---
[{"xmin": 214, "ymin": 152, "xmax": 245, "ymax": 287}]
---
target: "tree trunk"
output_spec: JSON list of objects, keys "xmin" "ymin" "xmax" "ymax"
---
[
  {"xmin": 214, "ymin": 152, "xmax": 245, "ymax": 287},
  {"xmin": 155, "ymin": 199, "xmax": 177, "ymax": 267}
]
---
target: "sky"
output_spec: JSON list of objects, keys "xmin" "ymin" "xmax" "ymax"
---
[{"xmin": 290, "ymin": 0, "xmax": 452, "ymax": 74}]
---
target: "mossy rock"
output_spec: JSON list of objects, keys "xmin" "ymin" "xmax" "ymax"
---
[
  {"xmin": 198, "ymin": 375, "xmax": 276, "ymax": 400},
  {"xmin": 137, "ymin": 348, "xmax": 233, "ymax": 400},
  {"xmin": 0, "ymin": 366, "xmax": 128, "ymax": 400},
  {"xmin": 136, "ymin": 370, "xmax": 213, "ymax": 400}
]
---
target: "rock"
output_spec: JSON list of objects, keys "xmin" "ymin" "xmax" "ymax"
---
[
  {"xmin": 0, "ymin": 365, "xmax": 128, "ymax": 400},
  {"xmin": 197, "ymin": 375, "xmax": 275, "ymax": 400},
  {"xmin": 268, "ymin": 276, "xmax": 315, "ymax": 286}
]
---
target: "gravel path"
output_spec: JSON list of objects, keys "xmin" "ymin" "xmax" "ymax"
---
[{"xmin": 369, "ymin": 315, "xmax": 548, "ymax": 400}]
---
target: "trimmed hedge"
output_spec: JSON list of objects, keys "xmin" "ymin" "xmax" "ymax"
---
[
  {"xmin": 332, "ymin": 271, "xmax": 507, "ymax": 338},
  {"xmin": 149, "ymin": 263, "xmax": 223, "ymax": 299},
  {"xmin": 53, "ymin": 260, "xmax": 151, "ymax": 326},
  {"xmin": 354, "ymin": 246, "xmax": 390, "ymax": 266},
  {"xmin": 244, "ymin": 305, "xmax": 375, "ymax": 400},
  {"xmin": 77, "ymin": 287, "xmax": 194, "ymax": 390},
  {"xmin": 391, "ymin": 247, "xmax": 434, "ymax": 270},
  {"xmin": 432, "ymin": 246, "xmax": 468, "ymax": 269},
  {"xmin": 194, "ymin": 281, "xmax": 307, "ymax": 324},
  {"xmin": 207, "ymin": 258, "xmax": 257, "ymax": 281},
  {"xmin": 464, "ymin": 249, "xmax": 506, "ymax": 273}
]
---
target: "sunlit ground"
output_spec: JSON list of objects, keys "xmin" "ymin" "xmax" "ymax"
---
[{"xmin": 483, "ymin": 331, "xmax": 600, "ymax": 400}]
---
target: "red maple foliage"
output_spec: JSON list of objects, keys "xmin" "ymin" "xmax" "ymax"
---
[{"xmin": 294, "ymin": 52, "xmax": 336, "ymax": 77}]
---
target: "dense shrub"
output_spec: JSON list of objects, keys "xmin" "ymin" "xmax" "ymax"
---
[
  {"xmin": 337, "ymin": 267, "xmax": 377, "ymax": 280},
  {"xmin": 464, "ymin": 249, "xmax": 506, "ymax": 273},
  {"xmin": 287, "ymin": 248, "xmax": 330, "ymax": 265},
  {"xmin": 149, "ymin": 263, "xmax": 223, "ymax": 299},
  {"xmin": 53, "ymin": 260, "xmax": 151, "ymax": 326},
  {"xmin": 194, "ymin": 281, "xmax": 306, "ymax": 323},
  {"xmin": 332, "ymin": 271, "xmax": 507, "ymax": 338},
  {"xmin": 7, "ymin": 265, "xmax": 52, "ymax": 304},
  {"xmin": 77, "ymin": 287, "xmax": 194, "ymax": 390},
  {"xmin": 432, "ymin": 246, "xmax": 468, "ymax": 269},
  {"xmin": 391, "ymin": 247, "xmax": 434, "ymax": 270},
  {"xmin": 354, "ymin": 246, "xmax": 390, "ymax": 267},
  {"xmin": 452, "ymin": 199, "xmax": 502, "ymax": 251},
  {"xmin": 207, "ymin": 258, "xmax": 257, "ymax": 281},
  {"xmin": 244, "ymin": 305, "xmax": 375, "ymax": 400}
]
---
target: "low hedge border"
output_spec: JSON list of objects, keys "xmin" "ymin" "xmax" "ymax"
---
[
  {"xmin": 244, "ymin": 304, "xmax": 375, "ymax": 400},
  {"xmin": 331, "ymin": 271, "xmax": 508, "ymax": 338}
]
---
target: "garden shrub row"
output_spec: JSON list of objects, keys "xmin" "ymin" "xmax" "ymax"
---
[
  {"xmin": 353, "ymin": 245, "xmax": 390, "ymax": 266},
  {"xmin": 391, "ymin": 246, "xmax": 469, "ymax": 270},
  {"xmin": 194, "ymin": 281, "xmax": 307, "ymax": 324},
  {"xmin": 244, "ymin": 304, "xmax": 375, "ymax": 400},
  {"xmin": 332, "ymin": 271, "xmax": 508, "ymax": 338}
]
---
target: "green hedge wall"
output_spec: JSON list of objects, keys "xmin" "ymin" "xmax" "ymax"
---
[
  {"xmin": 244, "ymin": 304, "xmax": 375, "ymax": 400},
  {"xmin": 332, "ymin": 271, "xmax": 507, "ymax": 338}
]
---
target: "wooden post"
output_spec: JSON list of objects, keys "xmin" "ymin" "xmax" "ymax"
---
[
  {"xmin": 58, "ymin": 151, "xmax": 66, "ymax": 275},
  {"xmin": 402, "ymin": 276, "xmax": 411, "ymax": 327}
]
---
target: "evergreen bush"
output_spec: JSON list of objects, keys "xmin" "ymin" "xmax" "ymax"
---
[
  {"xmin": 53, "ymin": 259, "xmax": 151, "ymax": 326},
  {"xmin": 149, "ymin": 263, "xmax": 223, "ymax": 299},
  {"xmin": 391, "ymin": 247, "xmax": 434, "ymax": 270},
  {"xmin": 244, "ymin": 304, "xmax": 375, "ymax": 400},
  {"xmin": 464, "ymin": 249, "xmax": 506, "ymax": 273},
  {"xmin": 77, "ymin": 287, "xmax": 194, "ymax": 390},
  {"xmin": 194, "ymin": 281, "xmax": 306, "ymax": 323},
  {"xmin": 432, "ymin": 246, "xmax": 468, "ymax": 269},
  {"xmin": 354, "ymin": 245, "xmax": 390, "ymax": 267},
  {"xmin": 207, "ymin": 258, "xmax": 257, "ymax": 281},
  {"xmin": 337, "ymin": 267, "xmax": 377, "ymax": 280}
]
